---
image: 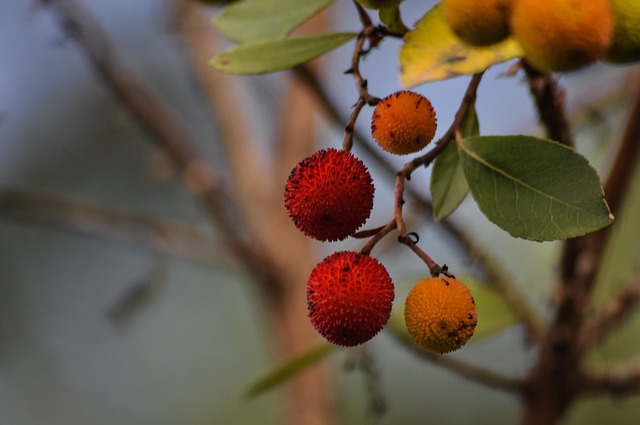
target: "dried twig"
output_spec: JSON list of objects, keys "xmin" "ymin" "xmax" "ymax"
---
[{"xmin": 342, "ymin": 25, "xmax": 384, "ymax": 151}]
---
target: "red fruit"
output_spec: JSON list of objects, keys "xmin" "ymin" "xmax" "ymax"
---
[
  {"xmin": 284, "ymin": 148, "xmax": 374, "ymax": 242},
  {"xmin": 307, "ymin": 251, "xmax": 395, "ymax": 346}
]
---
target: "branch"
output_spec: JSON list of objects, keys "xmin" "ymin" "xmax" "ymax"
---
[
  {"xmin": 579, "ymin": 365, "xmax": 640, "ymax": 398},
  {"xmin": 389, "ymin": 328, "xmax": 524, "ymax": 394},
  {"xmin": 342, "ymin": 25, "xmax": 384, "ymax": 151},
  {"xmin": 0, "ymin": 186, "xmax": 229, "ymax": 267},
  {"xmin": 602, "ymin": 68, "xmax": 640, "ymax": 218},
  {"xmin": 398, "ymin": 235, "xmax": 452, "ymax": 277},
  {"xmin": 523, "ymin": 61, "xmax": 572, "ymax": 146},
  {"xmin": 176, "ymin": 5, "xmax": 335, "ymax": 425},
  {"xmin": 40, "ymin": 0, "xmax": 281, "ymax": 296},
  {"xmin": 579, "ymin": 275, "xmax": 640, "ymax": 350}
]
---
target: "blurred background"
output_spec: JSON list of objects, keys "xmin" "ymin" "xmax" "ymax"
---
[{"xmin": 1, "ymin": 0, "xmax": 639, "ymax": 424}]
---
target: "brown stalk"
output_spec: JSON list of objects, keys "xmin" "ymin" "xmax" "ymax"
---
[
  {"xmin": 176, "ymin": 3, "xmax": 335, "ymax": 425},
  {"xmin": 520, "ymin": 68, "xmax": 640, "ymax": 425}
]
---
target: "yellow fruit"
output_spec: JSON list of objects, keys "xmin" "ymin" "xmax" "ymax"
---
[
  {"xmin": 371, "ymin": 91, "xmax": 437, "ymax": 155},
  {"xmin": 355, "ymin": 0, "xmax": 402, "ymax": 10},
  {"xmin": 404, "ymin": 276, "xmax": 477, "ymax": 354},
  {"xmin": 605, "ymin": 0, "xmax": 640, "ymax": 64},
  {"xmin": 441, "ymin": 0, "xmax": 514, "ymax": 47},
  {"xmin": 510, "ymin": 0, "xmax": 614, "ymax": 72}
]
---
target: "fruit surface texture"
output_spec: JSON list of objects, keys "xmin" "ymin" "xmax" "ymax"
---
[
  {"xmin": 510, "ymin": 0, "xmax": 613, "ymax": 72},
  {"xmin": 441, "ymin": 0, "xmax": 513, "ymax": 46},
  {"xmin": 371, "ymin": 91, "xmax": 437, "ymax": 155},
  {"xmin": 605, "ymin": 0, "xmax": 640, "ymax": 63},
  {"xmin": 307, "ymin": 251, "xmax": 395, "ymax": 346},
  {"xmin": 284, "ymin": 148, "xmax": 374, "ymax": 242},
  {"xmin": 404, "ymin": 276, "xmax": 477, "ymax": 353}
]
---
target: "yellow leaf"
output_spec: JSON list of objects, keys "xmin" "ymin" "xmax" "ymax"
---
[{"xmin": 400, "ymin": 5, "xmax": 523, "ymax": 87}]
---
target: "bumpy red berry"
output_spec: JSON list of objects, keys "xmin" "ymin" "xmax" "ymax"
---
[
  {"xmin": 404, "ymin": 276, "xmax": 477, "ymax": 353},
  {"xmin": 307, "ymin": 251, "xmax": 395, "ymax": 346},
  {"xmin": 371, "ymin": 91, "xmax": 437, "ymax": 155},
  {"xmin": 284, "ymin": 148, "xmax": 374, "ymax": 242}
]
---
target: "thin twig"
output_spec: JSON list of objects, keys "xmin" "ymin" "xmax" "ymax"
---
[
  {"xmin": 342, "ymin": 25, "xmax": 383, "ymax": 151},
  {"xmin": 398, "ymin": 235, "xmax": 452, "ymax": 277},
  {"xmin": 359, "ymin": 219, "xmax": 396, "ymax": 256}
]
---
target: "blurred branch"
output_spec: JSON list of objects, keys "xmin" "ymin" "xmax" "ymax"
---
[
  {"xmin": 602, "ymin": 69, "xmax": 640, "ymax": 218},
  {"xmin": 523, "ymin": 61, "xmax": 572, "ymax": 146},
  {"xmin": 107, "ymin": 257, "xmax": 169, "ymax": 327},
  {"xmin": 175, "ymin": 4, "xmax": 335, "ymax": 425},
  {"xmin": 343, "ymin": 348, "xmax": 387, "ymax": 421},
  {"xmin": 0, "ymin": 186, "xmax": 230, "ymax": 266},
  {"xmin": 389, "ymin": 328, "xmax": 524, "ymax": 394},
  {"xmin": 580, "ymin": 364, "xmax": 640, "ymax": 398},
  {"xmin": 39, "ymin": 0, "xmax": 281, "ymax": 296},
  {"xmin": 578, "ymin": 274, "xmax": 640, "ymax": 350},
  {"xmin": 521, "ymin": 65, "xmax": 640, "ymax": 425}
]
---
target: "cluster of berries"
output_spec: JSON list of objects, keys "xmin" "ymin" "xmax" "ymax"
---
[
  {"xmin": 442, "ymin": 0, "xmax": 640, "ymax": 72},
  {"xmin": 283, "ymin": 90, "xmax": 477, "ymax": 352}
]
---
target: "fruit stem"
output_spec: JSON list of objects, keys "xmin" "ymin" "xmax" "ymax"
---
[
  {"xmin": 359, "ymin": 219, "xmax": 397, "ymax": 255},
  {"xmin": 398, "ymin": 235, "xmax": 452, "ymax": 277}
]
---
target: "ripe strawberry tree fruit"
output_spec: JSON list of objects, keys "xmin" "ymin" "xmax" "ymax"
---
[
  {"xmin": 307, "ymin": 251, "xmax": 395, "ymax": 347},
  {"xmin": 284, "ymin": 148, "xmax": 374, "ymax": 242}
]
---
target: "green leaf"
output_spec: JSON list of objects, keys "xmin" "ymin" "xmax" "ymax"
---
[
  {"xmin": 378, "ymin": 6, "xmax": 408, "ymax": 34},
  {"xmin": 460, "ymin": 101, "xmax": 481, "ymax": 138},
  {"xmin": 464, "ymin": 277, "xmax": 518, "ymax": 340},
  {"xmin": 400, "ymin": 5, "xmax": 522, "ymax": 87},
  {"xmin": 210, "ymin": 33, "xmax": 356, "ymax": 75},
  {"xmin": 245, "ymin": 343, "xmax": 337, "ymax": 398},
  {"xmin": 214, "ymin": 0, "xmax": 335, "ymax": 44},
  {"xmin": 430, "ymin": 104, "xmax": 479, "ymax": 220},
  {"xmin": 458, "ymin": 135, "xmax": 614, "ymax": 241},
  {"xmin": 431, "ymin": 142, "xmax": 469, "ymax": 221}
]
